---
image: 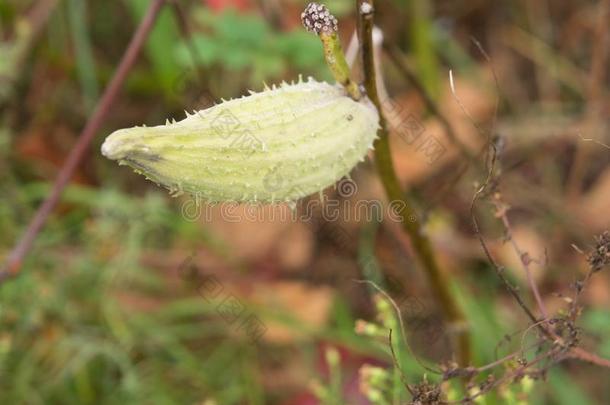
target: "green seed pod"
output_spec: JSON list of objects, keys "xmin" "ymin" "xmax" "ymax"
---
[{"xmin": 101, "ymin": 78, "xmax": 379, "ymax": 203}]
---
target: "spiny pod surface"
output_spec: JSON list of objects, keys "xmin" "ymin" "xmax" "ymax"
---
[{"xmin": 101, "ymin": 78, "xmax": 379, "ymax": 203}]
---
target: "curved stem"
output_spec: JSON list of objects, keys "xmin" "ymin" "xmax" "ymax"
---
[
  {"xmin": 357, "ymin": 0, "xmax": 471, "ymax": 366},
  {"xmin": 320, "ymin": 31, "xmax": 361, "ymax": 100}
]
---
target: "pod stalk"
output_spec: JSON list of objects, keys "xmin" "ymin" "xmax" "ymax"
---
[{"xmin": 301, "ymin": 2, "xmax": 362, "ymax": 100}]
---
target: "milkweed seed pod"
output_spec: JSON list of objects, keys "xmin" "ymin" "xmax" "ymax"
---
[{"xmin": 101, "ymin": 78, "xmax": 379, "ymax": 203}]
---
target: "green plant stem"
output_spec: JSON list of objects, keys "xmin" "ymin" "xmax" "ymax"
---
[
  {"xmin": 319, "ymin": 31, "xmax": 362, "ymax": 100},
  {"xmin": 357, "ymin": 0, "xmax": 471, "ymax": 366}
]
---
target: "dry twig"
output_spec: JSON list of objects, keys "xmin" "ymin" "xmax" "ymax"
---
[{"xmin": 0, "ymin": 0, "xmax": 168, "ymax": 283}]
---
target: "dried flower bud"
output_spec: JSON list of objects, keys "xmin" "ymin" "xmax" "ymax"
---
[
  {"xmin": 101, "ymin": 78, "xmax": 379, "ymax": 203},
  {"xmin": 301, "ymin": 2, "xmax": 338, "ymax": 35},
  {"xmin": 588, "ymin": 231, "xmax": 610, "ymax": 272}
]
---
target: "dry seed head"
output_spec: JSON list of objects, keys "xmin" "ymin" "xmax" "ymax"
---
[
  {"xmin": 360, "ymin": 2, "xmax": 373, "ymax": 15},
  {"xmin": 301, "ymin": 2, "xmax": 338, "ymax": 35},
  {"xmin": 588, "ymin": 231, "xmax": 610, "ymax": 272}
]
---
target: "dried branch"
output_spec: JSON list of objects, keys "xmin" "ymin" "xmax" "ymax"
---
[
  {"xmin": 568, "ymin": 347, "xmax": 610, "ymax": 368},
  {"xmin": 492, "ymin": 193, "xmax": 548, "ymax": 319},
  {"xmin": 460, "ymin": 41, "xmax": 610, "ymax": 384},
  {"xmin": 0, "ymin": 0, "xmax": 168, "ymax": 283}
]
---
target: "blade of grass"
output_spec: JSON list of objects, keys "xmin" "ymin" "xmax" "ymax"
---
[{"xmin": 67, "ymin": 0, "xmax": 99, "ymax": 112}]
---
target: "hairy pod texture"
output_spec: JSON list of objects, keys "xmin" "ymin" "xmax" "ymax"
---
[{"xmin": 101, "ymin": 78, "xmax": 379, "ymax": 203}]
